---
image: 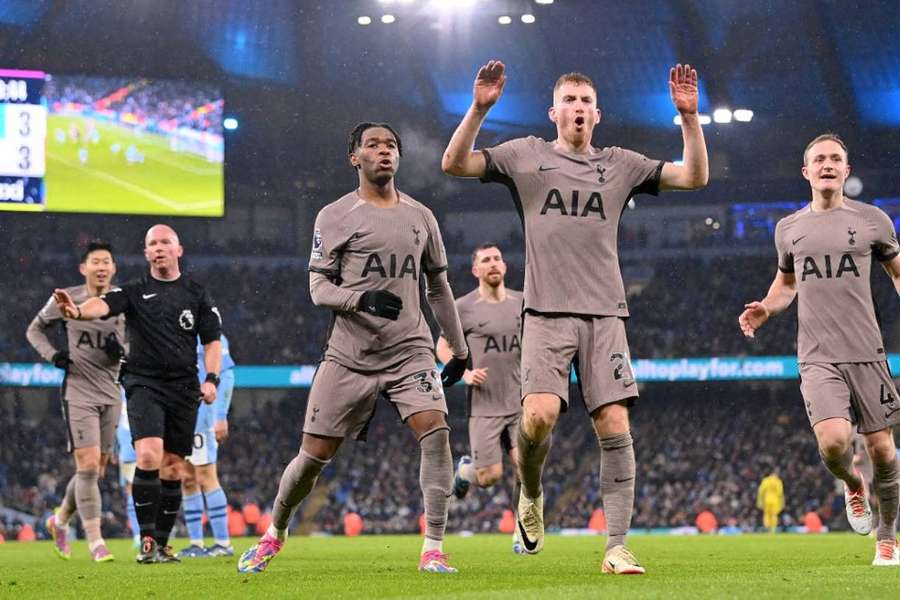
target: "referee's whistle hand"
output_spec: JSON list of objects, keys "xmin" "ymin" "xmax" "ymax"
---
[{"xmin": 200, "ymin": 382, "xmax": 217, "ymax": 404}]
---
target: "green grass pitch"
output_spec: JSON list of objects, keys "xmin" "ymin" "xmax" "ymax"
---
[
  {"xmin": 43, "ymin": 114, "xmax": 223, "ymax": 216},
  {"xmin": 0, "ymin": 533, "xmax": 896, "ymax": 599}
]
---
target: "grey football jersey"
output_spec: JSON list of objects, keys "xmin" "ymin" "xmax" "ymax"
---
[
  {"xmin": 309, "ymin": 191, "xmax": 447, "ymax": 372},
  {"xmin": 482, "ymin": 136, "xmax": 663, "ymax": 317},
  {"xmin": 775, "ymin": 199, "xmax": 899, "ymax": 363},
  {"xmin": 457, "ymin": 289, "xmax": 523, "ymax": 416},
  {"xmin": 26, "ymin": 285, "xmax": 126, "ymax": 406}
]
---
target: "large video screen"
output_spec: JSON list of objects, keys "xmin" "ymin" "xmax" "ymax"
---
[{"xmin": 0, "ymin": 68, "xmax": 223, "ymax": 216}]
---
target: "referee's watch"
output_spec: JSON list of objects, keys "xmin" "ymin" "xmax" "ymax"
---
[{"xmin": 205, "ymin": 373, "xmax": 220, "ymax": 387}]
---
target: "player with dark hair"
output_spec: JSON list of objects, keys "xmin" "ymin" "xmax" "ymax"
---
[
  {"xmin": 442, "ymin": 61, "xmax": 708, "ymax": 573},
  {"xmin": 27, "ymin": 241, "xmax": 126, "ymax": 562},
  {"xmin": 436, "ymin": 243, "xmax": 524, "ymax": 553},
  {"xmin": 53, "ymin": 225, "xmax": 222, "ymax": 564},
  {"xmin": 238, "ymin": 122, "xmax": 468, "ymax": 574},
  {"xmin": 739, "ymin": 134, "xmax": 900, "ymax": 566}
]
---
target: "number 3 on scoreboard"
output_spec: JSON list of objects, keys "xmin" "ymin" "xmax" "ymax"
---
[
  {"xmin": 18, "ymin": 111, "xmax": 29, "ymax": 136},
  {"xmin": 18, "ymin": 146, "xmax": 29, "ymax": 170}
]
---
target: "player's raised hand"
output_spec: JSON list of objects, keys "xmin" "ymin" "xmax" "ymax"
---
[
  {"xmin": 669, "ymin": 63, "xmax": 699, "ymax": 115},
  {"xmin": 473, "ymin": 60, "xmax": 507, "ymax": 112},
  {"xmin": 739, "ymin": 301, "xmax": 770, "ymax": 338},
  {"xmin": 463, "ymin": 367, "xmax": 489, "ymax": 386},
  {"xmin": 53, "ymin": 288, "xmax": 80, "ymax": 319}
]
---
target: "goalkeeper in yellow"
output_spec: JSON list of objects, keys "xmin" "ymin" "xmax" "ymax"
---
[{"xmin": 757, "ymin": 468, "xmax": 785, "ymax": 533}]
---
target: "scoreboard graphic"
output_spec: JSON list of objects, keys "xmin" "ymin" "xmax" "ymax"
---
[
  {"xmin": 0, "ymin": 69, "xmax": 46, "ymax": 210},
  {"xmin": 0, "ymin": 68, "xmax": 223, "ymax": 217}
]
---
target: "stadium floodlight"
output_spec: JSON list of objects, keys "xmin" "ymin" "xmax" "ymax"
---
[
  {"xmin": 698, "ymin": 114, "xmax": 712, "ymax": 125},
  {"xmin": 379, "ymin": 0, "xmax": 396, "ymax": 4},
  {"xmin": 713, "ymin": 108, "xmax": 732, "ymax": 123},
  {"xmin": 536, "ymin": 0, "xmax": 554, "ymax": 4},
  {"xmin": 381, "ymin": 14, "xmax": 396, "ymax": 23},
  {"xmin": 223, "ymin": 117, "xmax": 238, "ymax": 130},
  {"xmin": 357, "ymin": 15, "xmax": 372, "ymax": 25},
  {"xmin": 521, "ymin": 14, "xmax": 536, "ymax": 23},
  {"xmin": 673, "ymin": 115, "xmax": 682, "ymax": 126},
  {"xmin": 733, "ymin": 109, "xmax": 754, "ymax": 122},
  {"xmin": 498, "ymin": 15, "xmax": 512, "ymax": 24}
]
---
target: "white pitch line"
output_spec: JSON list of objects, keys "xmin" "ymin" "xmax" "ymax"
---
[{"xmin": 49, "ymin": 154, "xmax": 187, "ymax": 211}]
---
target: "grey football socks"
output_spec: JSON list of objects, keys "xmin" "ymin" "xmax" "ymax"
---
[
  {"xmin": 874, "ymin": 456, "xmax": 899, "ymax": 541},
  {"xmin": 271, "ymin": 449, "xmax": 330, "ymax": 533},
  {"xmin": 599, "ymin": 432, "xmax": 636, "ymax": 550},
  {"xmin": 419, "ymin": 428, "xmax": 452, "ymax": 543}
]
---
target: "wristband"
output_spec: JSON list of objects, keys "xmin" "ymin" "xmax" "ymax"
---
[{"xmin": 205, "ymin": 373, "xmax": 220, "ymax": 387}]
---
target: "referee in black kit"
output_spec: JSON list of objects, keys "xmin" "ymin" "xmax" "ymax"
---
[{"xmin": 54, "ymin": 224, "xmax": 222, "ymax": 564}]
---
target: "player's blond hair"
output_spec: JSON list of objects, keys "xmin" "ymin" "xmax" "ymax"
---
[
  {"xmin": 803, "ymin": 133, "xmax": 848, "ymax": 165},
  {"xmin": 553, "ymin": 72, "xmax": 597, "ymax": 98}
]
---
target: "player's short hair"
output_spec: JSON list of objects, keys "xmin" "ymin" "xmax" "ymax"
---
[
  {"xmin": 803, "ymin": 133, "xmax": 848, "ymax": 165},
  {"xmin": 347, "ymin": 122, "xmax": 403, "ymax": 159},
  {"xmin": 80, "ymin": 240, "xmax": 114, "ymax": 263},
  {"xmin": 471, "ymin": 242, "xmax": 501, "ymax": 265},
  {"xmin": 553, "ymin": 72, "xmax": 597, "ymax": 97}
]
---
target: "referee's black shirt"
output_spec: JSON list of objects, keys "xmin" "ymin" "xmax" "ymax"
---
[{"xmin": 103, "ymin": 274, "xmax": 221, "ymax": 380}]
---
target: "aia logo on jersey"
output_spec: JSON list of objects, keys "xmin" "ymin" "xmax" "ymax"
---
[
  {"xmin": 179, "ymin": 309, "xmax": 195, "ymax": 331},
  {"xmin": 361, "ymin": 253, "xmax": 418, "ymax": 279},
  {"xmin": 800, "ymin": 254, "xmax": 860, "ymax": 281},
  {"xmin": 848, "ymin": 228, "xmax": 856, "ymax": 246},
  {"xmin": 484, "ymin": 334, "xmax": 520, "ymax": 354},
  {"xmin": 540, "ymin": 189, "xmax": 606, "ymax": 219}
]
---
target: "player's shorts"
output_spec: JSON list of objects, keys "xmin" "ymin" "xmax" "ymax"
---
[
  {"xmin": 304, "ymin": 354, "xmax": 447, "ymax": 441},
  {"xmin": 799, "ymin": 361, "xmax": 900, "ymax": 434},
  {"xmin": 520, "ymin": 313, "xmax": 637, "ymax": 413},
  {"xmin": 188, "ymin": 430, "xmax": 218, "ymax": 466},
  {"xmin": 187, "ymin": 369, "xmax": 233, "ymax": 466},
  {"xmin": 469, "ymin": 412, "xmax": 519, "ymax": 468},
  {"xmin": 122, "ymin": 373, "xmax": 201, "ymax": 457},
  {"xmin": 118, "ymin": 461, "xmax": 136, "ymax": 487},
  {"xmin": 62, "ymin": 400, "xmax": 121, "ymax": 454}
]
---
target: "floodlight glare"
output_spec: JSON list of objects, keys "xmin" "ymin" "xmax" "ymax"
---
[
  {"xmin": 381, "ymin": 14, "xmax": 396, "ymax": 23},
  {"xmin": 673, "ymin": 115, "xmax": 682, "ymax": 126},
  {"xmin": 713, "ymin": 108, "xmax": 732, "ymax": 123},
  {"xmin": 536, "ymin": 0, "xmax": 554, "ymax": 4},
  {"xmin": 498, "ymin": 15, "xmax": 512, "ymax": 24},
  {"xmin": 223, "ymin": 117, "xmax": 238, "ymax": 130},
  {"xmin": 357, "ymin": 16, "xmax": 372, "ymax": 25},
  {"xmin": 521, "ymin": 14, "xmax": 536, "ymax": 23},
  {"xmin": 733, "ymin": 109, "xmax": 754, "ymax": 122},
  {"xmin": 698, "ymin": 114, "xmax": 712, "ymax": 125}
]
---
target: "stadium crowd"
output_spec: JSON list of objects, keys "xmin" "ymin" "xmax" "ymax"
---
[{"xmin": 0, "ymin": 383, "xmax": 865, "ymax": 541}]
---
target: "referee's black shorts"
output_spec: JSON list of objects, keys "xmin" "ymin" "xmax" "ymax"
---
[{"xmin": 122, "ymin": 373, "xmax": 201, "ymax": 457}]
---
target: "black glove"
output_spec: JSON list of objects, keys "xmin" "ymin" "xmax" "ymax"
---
[
  {"xmin": 358, "ymin": 290, "xmax": 403, "ymax": 320},
  {"xmin": 441, "ymin": 356, "xmax": 468, "ymax": 387},
  {"xmin": 51, "ymin": 350, "xmax": 71, "ymax": 370},
  {"xmin": 104, "ymin": 334, "xmax": 125, "ymax": 361}
]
